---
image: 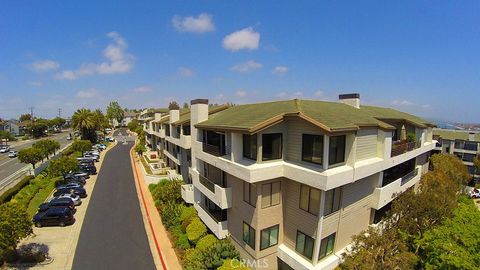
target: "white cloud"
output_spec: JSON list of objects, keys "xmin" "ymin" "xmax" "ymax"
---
[
  {"xmin": 276, "ymin": 91, "xmax": 304, "ymax": 99},
  {"xmin": 76, "ymin": 89, "xmax": 100, "ymax": 99},
  {"xmin": 272, "ymin": 66, "xmax": 288, "ymax": 75},
  {"xmin": 172, "ymin": 13, "xmax": 215, "ymax": 33},
  {"xmin": 230, "ymin": 60, "xmax": 262, "ymax": 73},
  {"xmin": 392, "ymin": 99, "xmax": 415, "ymax": 106},
  {"xmin": 222, "ymin": 27, "xmax": 260, "ymax": 51},
  {"xmin": 314, "ymin": 90, "xmax": 324, "ymax": 97},
  {"xmin": 27, "ymin": 81, "xmax": 43, "ymax": 87},
  {"xmin": 176, "ymin": 67, "xmax": 195, "ymax": 78},
  {"xmin": 29, "ymin": 60, "xmax": 59, "ymax": 72},
  {"xmin": 235, "ymin": 90, "xmax": 247, "ymax": 97},
  {"xmin": 55, "ymin": 31, "xmax": 134, "ymax": 80},
  {"xmin": 130, "ymin": 86, "xmax": 152, "ymax": 93},
  {"xmin": 421, "ymin": 104, "xmax": 430, "ymax": 109}
]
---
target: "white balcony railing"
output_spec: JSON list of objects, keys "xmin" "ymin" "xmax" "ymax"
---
[
  {"xmin": 194, "ymin": 203, "xmax": 228, "ymax": 239},
  {"xmin": 181, "ymin": 184, "xmax": 194, "ymax": 204},
  {"xmin": 192, "ymin": 170, "xmax": 232, "ymax": 209}
]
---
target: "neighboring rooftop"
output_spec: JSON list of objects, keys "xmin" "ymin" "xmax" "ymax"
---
[
  {"xmin": 173, "ymin": 105, "xmax": 230, "ymax": 126},
  {"xmin": 195, "ymin": 99, "xmax": 435, "ymax": 133},
  {"xmin": 433, "ymin": 128, "xmax": 480, "ymax": 141}
]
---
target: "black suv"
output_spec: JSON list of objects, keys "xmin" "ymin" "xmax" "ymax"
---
[
  {"xmin": 33, "ymin": 207, "xmax": 75, "ymax": 227},
  {"xmin": 38, "ymin": 198, "xmax": 75, "ymax": 212},
  {"xmin": 54, "ymin": 186, "xmax": 87, "ymax": 198}
]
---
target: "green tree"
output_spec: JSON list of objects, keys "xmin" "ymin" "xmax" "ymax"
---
[
  {"xmin": 168, "ymin": 101, "xmax": 180, "ymax": 110},
  {"xmin": 127, "ymin": 119, "xmax": 140, "ymax": 132},
  {"xmin": 135, "ymin": 143, "xmax": 146, "ymax": 156},
  {"xmin": 48, "ymin": 156, "xmax": 79, "ymax": 178},
  {"xmin": 430, "ymin": 153, "xmax": 470, "ymax": 187},
  {"xmin": 19, "ymin": 114, "xmax": 32, "ymax": 122},
  {"xmin": 49, "ymin": 117, "xmax": 66, "ymax": 130},
  {"xmin": 27, "ymin": 121, "xmax": 48, "ymax": 138},
  {"xmin": 0, "ymin": 131, "xmax": 14, "ymax": 145},
  {"xmin": 106, "ymin": 101, "xmax": 125, "ymax": 127},
  {"xmin": 17, "ymin": 147, "xmax": 43, "ymax": 169},
  {"xmin": 0, "ymin": 203, "xmax": 33, "ymax": 264},
  {"xmin": 33, "ymin": 139, "xmax": 59, "ymax": 160},
  {"xmin": 92, "ymin": 109, "xmax": 109, "ymax": 131},
  {"xmin": 71, "ymin": 140, "xmax": 92, "ymax": 156},
  {"xmin": 474, "ymin": 157, "xmax": 480, "ymax": 175},
  {"xmin": 72, "ymin": 108, "xmax": 96, "ymax": 142},
  {"xmin": 418, "ymin": 198, "xmax": 480, "ymax": 269},
  {"xmin": 340, "ymin": 227, "xmax": 417, "ymax": 270}
]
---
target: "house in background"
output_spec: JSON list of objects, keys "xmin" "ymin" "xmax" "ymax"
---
[
  {"xmin": 112, "ymin": 111, "xmax": 139, "ymax": 127},
  {"xmin": 0, "ymin": 121, "xmax": 21, "ymax": 136}
]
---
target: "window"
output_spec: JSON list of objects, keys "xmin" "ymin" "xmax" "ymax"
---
[
  {"xmin": 299, "ymin": 185, "xmax": 320, "ymax": 215},
  {"xmin": 261, "ymin": 181, "xmax": 281, "ymax": 208},
  {"xmin": 182, "ymin": 125, "xmax": 191, "ymax": 136},
  {"xmin": 465, "ymin": 141, "xmax": 478, "ymax": 151},
  {"xmin": 324, "ymin": 188, "xmax": 341, "ymax": 216},
  {"xmin": 329, "ymin": 135, "xmax": 346, "ymax": 165},
  {"xmin": 243, "ymin": 222, "xmax": 255, "ymax": 249},
  {"xmin": 454, "ymin": 140, "xmax": 465, "ymax": 149},
  {"xmin": 243, "ymin": 134, "xmax": 257, "ymax": 160},
  {"xmin": 203, "ymin": 130, "xmax": 226, "ymax": 156},
  {"xmin": 262, "ymin": 133, "xmax": 282, "ymax": 161},
  {"xmin": 318, "ymin": 233, "xmax": 336, "ymax": 260},
  {"xmin": 382, "ymin": 158, "xmax": 416, "ymax": 186},
  {"xmin": 243, "ymin": 182, "xmax": 257, "ymax": 207},
  {"xmin": 260, "ymin": 225, "xmax": 279, "ymax": 250},
  {"xmin": 296, "ymin": 231, "xmax": 314, "ymax": 260},
  {"xmin": 302, "ymin": 134, "xmax": 324, "ymax": 165},
  {"xmin": 463, "ymin": 153, "xmax": 475, "ymax": 162}
]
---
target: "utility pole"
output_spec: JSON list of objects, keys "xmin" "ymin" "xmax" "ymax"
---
[
  {"xmin": 29, "ymin": 106, "xmax": 34, "ymax": 125},
  {"xmin": 58, "ymin": 108, "xmax": 62, "ymax": 118}
]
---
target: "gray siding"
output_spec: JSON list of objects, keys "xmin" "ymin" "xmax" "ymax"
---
[
  {"xmin": 355, "ymin": 128, "xmax": 378, "ymax": 161},
  {"xmin": 285, "ymin": 119, "xmax": 325, "ymax": 163}
]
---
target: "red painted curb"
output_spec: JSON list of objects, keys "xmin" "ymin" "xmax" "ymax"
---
[{"xmin": 130, "ymin": 147, "xmax": 168, "ymax": 270}]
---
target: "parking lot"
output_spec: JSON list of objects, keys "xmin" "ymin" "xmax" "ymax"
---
[{"xmin": 16, "ymin": 142, "xmax": 115, "ymax": 269}]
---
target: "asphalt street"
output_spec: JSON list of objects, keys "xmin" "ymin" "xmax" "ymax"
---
[
  {"xmin": 0, "ymin": 131, "xmax": 71, "ymax": 184},
  {"xmin": 72, "ymin": 130, "xmax": 155, "ymax": 270}
]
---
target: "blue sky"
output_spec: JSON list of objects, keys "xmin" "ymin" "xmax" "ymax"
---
[{"xmin": 0, "ymin": 1, "xmax": 479, "ymax": 123}]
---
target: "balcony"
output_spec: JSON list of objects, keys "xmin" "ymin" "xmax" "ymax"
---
[
  {"xmin": 391, "ymin": 141, "xmax": 417, "ymax": 157},
  {"xmin": 179, "ymin": 134, "xmax": 191, "ymax": 149},
  {"xmin": 202, "ymin": 143, "xmax": 225, "ymax": 157},
  {"xmin": 181, "ymin": 184, "xmax": 194, "ymax": 204},
  {"xmin": 372, "ymin": 166, "xmax": 421, "ymax": 209},
  {"xmin": 193, "ymin": 171, "xmax": 232, "ymax": 209},
  {"xmin": 194, "ymin": 203, "xmax": 228, "ymax": 239}
]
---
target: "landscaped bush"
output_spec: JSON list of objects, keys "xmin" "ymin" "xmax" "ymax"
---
[
  {"xmin": 176, "ymin": 233, "xmax": 191, "ymax": 250},
  {"xmin": 180, "ymin": 206, "xmax": 198, "ymax": 230},
  {"xmin": 218, "ymin": 259, "xmax": 251, "ymax": 270},
  {"xmin": 186, "ymin": 217, "xmax": 207, "ymax": 244},
  {"xmin": 202, "ymin": 238, "xmax": 240, "ymax": 269},
  {"xmin": 14, "ymin": 243, "xmax": 49, "ymax": 263},
  {"xmin": 196, "ymin": 234, "xmax": 218, "ymax": 252},
  {"xmin": 152, "ymin": 179, "xmax": 183, "ymax": 205},
  {"xmin": 182, "ymin": 248, "xmax": 205, "ymax": 270},
  {"xmin": 0, "ymin": 175, "xmax": 34, "ymax": 204},
  {"xmin": 160, "ymin": 202, "xmax": 185, "ymax": 229}
]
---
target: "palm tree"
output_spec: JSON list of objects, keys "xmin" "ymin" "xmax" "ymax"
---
[{"xmin": 72, "ymin": 108, "xmax": 95, "ymax": 142}]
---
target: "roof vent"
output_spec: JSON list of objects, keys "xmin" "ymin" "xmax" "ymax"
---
[{"xmin": 339, "ymin": 93, "xmax": 360, "ymax": 109}]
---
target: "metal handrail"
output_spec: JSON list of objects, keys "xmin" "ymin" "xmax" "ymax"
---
[
  {"xmin": 400, "ymin": 168, "xmax": 419, "ymax": 185},
  {"xmin": 199, "ymin": 174, "xmax": 215, "ymax": 192}
]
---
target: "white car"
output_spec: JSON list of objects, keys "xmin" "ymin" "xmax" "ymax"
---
[
  {"xmin": 8, "ymin": 150, "xmax": 17, "ymax": 158},
  {"xmin": 470, "ymin": 189, "xmax": 480, "ymax": 199},
  {"xmin": 52, "ymin": 194, "xmax": 81, "ymax": 206},
  {"xmin": 0, "ymin": 146, "xmax": 10, "ymax": 153}
]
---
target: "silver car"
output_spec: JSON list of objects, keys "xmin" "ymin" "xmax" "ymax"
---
[
  {"xmin": 8, "ymin": 150, "xmax": 17, "ymax": 158},
  {"xmin": 52, "ymin": 194, "xmax": 81, "ymax": 206}
]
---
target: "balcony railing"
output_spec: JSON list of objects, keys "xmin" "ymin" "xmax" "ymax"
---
[
  {"xmin": 400, "ymin": 168, "xmax": 419, "ymax": 185},
  {"xmin": 391, "ymin": 141, "xmax": 417, "ymax": 157},
  {"xmin": 199, "ymin": 174, "xmax": 215, "ymax": 193},
  {"xmin": 202, "ymin": 143, "xmax": 225, "ymax": 156},
  {"xmin": 199, "ymin": 203, "xmax": 227, "ymax": 223}
]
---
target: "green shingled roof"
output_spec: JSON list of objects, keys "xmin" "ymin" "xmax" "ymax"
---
[
  {"xmin": 195, "ymin": 99, "xmax": 434, "ymax": 133},
  {"xmin": 433, "ymin": 128, "xmax": 480, "ymax": 141}
]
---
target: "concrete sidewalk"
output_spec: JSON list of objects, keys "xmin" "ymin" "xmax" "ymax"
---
[{"xmin": 130, "ymin": 147, "xmax": 182, "ymax": 270}]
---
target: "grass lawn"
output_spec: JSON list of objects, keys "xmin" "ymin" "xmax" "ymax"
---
[
  {"xmin": 26, "ymin": 177, "xmax": 58, "ymax": 217},
  {"xmin": 141, "ymin": 156, "xmax": 153, "ymax": 175}
]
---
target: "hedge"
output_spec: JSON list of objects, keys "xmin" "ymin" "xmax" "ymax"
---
[
  {"xmin": 0, "ymin": 175, "xmax": 34, "ymax": 204},
  {"xmin": 186, "ymin": 217, "xmax": 207, "ymax": 244},
  {"xmin": 196, "ymin": 234, "xmax": 218, "ymax": 252}
]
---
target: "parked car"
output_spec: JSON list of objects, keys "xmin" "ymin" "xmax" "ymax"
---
[
  {"xmin": 83, "ymin": 154, "xmax": 99, "ymax": 162},
  {"xmin": 93, "ymin": 144, "xmax": 106, "ymax": 151},
  {"xmin": 54, "ymin": 186, "xmax": 87, "ymax": 198},
  {"xmin": 105, "ymin": 137, "xmax": 115, "ymax": 142},
  {"xmin": 64, "ymin": 173, "xmax": 88, "ymax": 182},
  {"xmin": 79, "ymin": 164, "xmax": 97, "ymax": 175},
  {"xmin": 54, "ymin": 193, "xmax": 82, "ymax": 205},
  {"xmin": 77, "ymin": 157, "xmax": 95, "ymax": 163},
  {"xmin": 66, "ymin": 178, "xmax": 86, "ymax": 186},
  {"xmin": 57, "ymin": 183, "xmax": 82, "ymax": 190},
  {"xmin": 67, "ymin": 171, "xmax": 89, "ymax": 179},
  {"xmin": 470, "ymin": 188, "xmax": 480, "ymax": 199},
  {"xmin": 0, "ymin": 146, "xmax": 10, "ymax": 153},
  {"xmin": 33, "ymin": 207, "xmax": 75, "ymax": 227},
  {"xmin": 8, "ymin": 150, "xmax": 17, "ymax": 158},
  {"xmin": 38, "ymin": 197, "xmax": 75, "ymax": 212}
]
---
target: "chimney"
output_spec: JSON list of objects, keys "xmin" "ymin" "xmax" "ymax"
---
[
  {"xmin": 168, "ymin": 102, "xmax": 180, "ymax": 123},
  {"xmin": 190, "ymin": 99, "xmax": 209, "ymax": 124},
  {"xmin": 339, "ymin": 93, "xmax": 360, "ymax": 109}
]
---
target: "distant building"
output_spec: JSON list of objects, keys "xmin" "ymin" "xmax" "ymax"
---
[
  {"xmin": 433, "ymin": 128, "xmax": 480, "ymax": 181},
  {"xmin": 112, "ymin": 111, "xmax": 139, "ymax": 127},
  {"xmin": 0, "ymin": 121, "xmax": 20, "ymax": 136}
]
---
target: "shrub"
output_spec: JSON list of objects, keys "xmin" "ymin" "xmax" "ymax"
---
[
  {"xmin": 186, "ymin": 217, "xmax": 207, "ymax": 244},
  {"xmin": 202, "ymin": 238, "xmax": 240, "ymax": 269},
  {"xmin": 218, "ymin": 259, "xmax": 251, "ymax": 270},
  {"xmin": 152, "ymin": 179, "xmax": 184, "ymax": 205},
  {"xmin": 0, "ymin": 203, "xmax": 33, "ymax": 264},
  {"xmin": 171, "ymin": 224, "xmax": 183, "ymax": 240},
  {"xmin": 180, "ymin": 206, "xmax": 198, "ymax": 231},
  {"xmin": 0, "ymin": 175, "xmax": 34, "ymax": 204},
  {"xmin": 182, "ymin": 248, "xmax": 206, "ymax": 270},
  {"xmin": 176, "ymin": 233, "xmax": 191, "ymax": 250},
  {"xmin": 196, "ymin": 234, "xmax": 218, "ymax": 252},
  {"xmin": 160, "ymin": 202, "xmax": 184, "ymax": 229},
  {"xmin": 15, "ymin": 243, "xmax": 49, "ymax": 263}
]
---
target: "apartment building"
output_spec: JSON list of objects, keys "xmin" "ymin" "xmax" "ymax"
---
[
  {"xmin": 175, "ymin": 94, "xmax": 436, "ymax": 270},
  {"xmin": 111, "ymin": 111, "xmax": 139, "ymax": 127},
  {"xmin": 432, "ymin": 128, "xmax": 479, "ymax": 181}
]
